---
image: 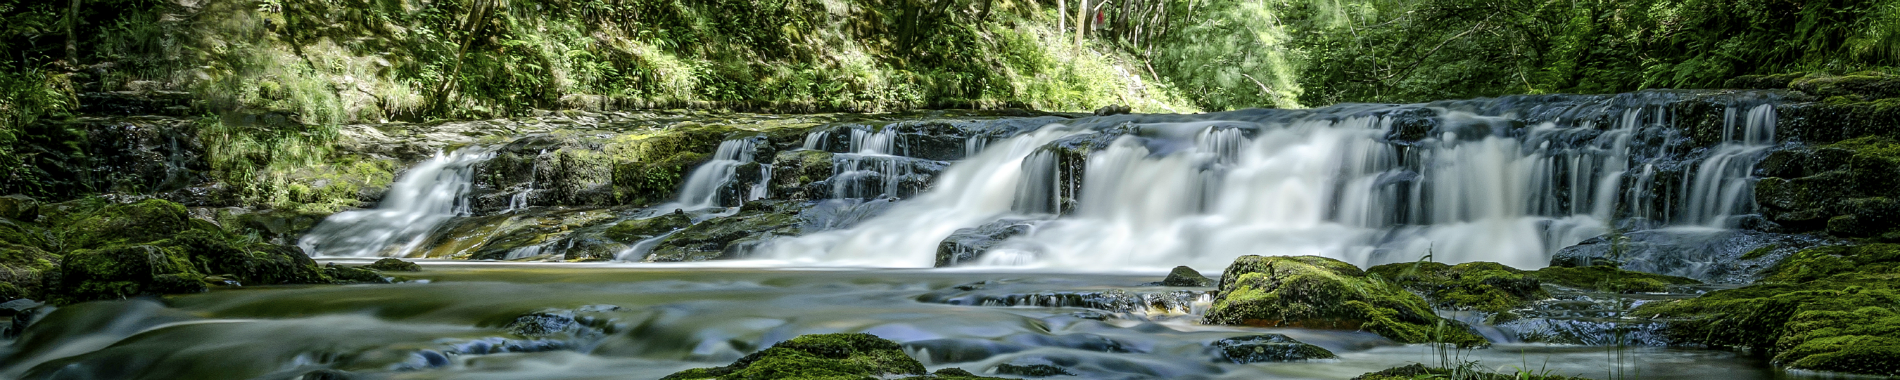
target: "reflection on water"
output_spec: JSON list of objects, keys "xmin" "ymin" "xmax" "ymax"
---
[{"xmin": 3, "ymin": 264, "xmax": 1804, "ymax": 379}]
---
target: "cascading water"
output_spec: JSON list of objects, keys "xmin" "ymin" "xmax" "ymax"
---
[
  {"xmin": 659, "ymin": 138, "xmax": 759, "ymax": 211},
  {"xmin": 299, "ymin": 149, "xmax": 492, "ymax": 257},
  {"xmin": 763, "ymin": 94, "xmax": 1786, "ymax": 270}
]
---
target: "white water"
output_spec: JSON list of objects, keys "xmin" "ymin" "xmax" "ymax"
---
[
  {"xmin": 656, "ymin": 139, "xmax": 759, "ymax": 212},
  {"xmin": 299, "ymin": 149, "xmax": 492, "ymax": 258},
  {"xmin": 764, "ymin": 102, "xmax": 1781, "ymax": 270},
  {"xmin": 764, "ymin": 127, "xmax": 1087, "ymax": 267}
]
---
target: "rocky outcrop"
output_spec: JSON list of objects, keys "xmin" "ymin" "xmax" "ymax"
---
[
  {"xmin": 0, "ymin": 196, "xmax": 382, "ymax": 304},
  {"xmin": 1203, "ymin": 255, "xmax": 1488, "ymax": 347},
  {"xmin": 643, "ymin": 202, "xmax": 805, "ymax": 262},
  {"xmin": 1550, "ymin": 229, "xmax": 1842, "ymax": 284},
  {"xmin": 1637, "ymin": 243, "xmax": 1900, "ymax": 377},
  {"xmin": 1160, "ymin": 266, "xmax": 1212, "ymax": 287},
  {"xmin": 1209, "ymin": 334, "xmax": 1335, "ymax": 363}
]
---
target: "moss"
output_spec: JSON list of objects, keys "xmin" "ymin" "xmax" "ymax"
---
[
  {"xmin": 603, "ymin": 212, "xmax": 693, "ymax": 242},
  {"xmin": 1529, "ymin": 265, "xmax": 1699, "ymax": 293},
  {"xmin": 660, "ymin": 333, "xmax": 926, "ymax": 380},
  {"xmin": 646, "ymin": 205, "xmax": 802, "ymax": 262},
  {"xmin": 364, "ymin": 258, "xmax": 421, "ymax": 272},
  {"xmin": 1636, "ymin": 244, "xmax": 1900, "ymax": 376},
  {"xmin": 1204, "ymin": 255, "xmax": 1488, "ymax": 347},
  {"xmin": 1350, "ymin": 363, "xmax": 1590, "ymax": 380},
  {"xmin": 1366, "ymin": 261, "xmax": 1548, "ymax": 313},
  {"xmin": 51, "ymin": 198, "xmax": 193, "ymax": 251},
  {"xmin": 52, "ymin": 245, "xmax": 202, "ymax": 303}
]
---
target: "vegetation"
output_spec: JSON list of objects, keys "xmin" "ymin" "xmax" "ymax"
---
[{"xmin": 1367, "ymin": 261, "xmax": 1548, "ymax": 313}]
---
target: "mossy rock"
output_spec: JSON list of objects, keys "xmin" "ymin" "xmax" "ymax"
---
[
  {"xmin": 1790, "ymin": 73, "xmax": 1900, "ymax": 101},
  {"xmin": 1529, "ymin": 265, "xmax": 1700, "ymax": 293},
  {"xmin": 1160, "ymin": 265, "xmax": 1212, "ymax": 287},
  {"xmin": 659, "ymin": 333, "xmax": 926, "ymax": 380},
  {"xmin": 603, "ymin": 212, "xmax": 693, "ymax": 242},
  {"xmin": 45, "ymin": 198, "xmax": 193, "ymax": 251},
  {"xmin": 1636, "ymin": 244, "xmax": 1900, "ymax": 376},
  {"xmin": 364, "ymin": 258, "xmax": 421, "ymax": 272},
  {"xmin": 1350, "ymin": 363, "xmax": 1590, "ymax": 380},
  {"xmin": 52, "ymin": 245, "xmax": 204, "ymax": 303},
  {"xmin": 1211, "ymin": 334, "xmax": 1337, "ymax": 363},
  {"xmin": 646, "ymin": 206, "xmax": 801, "ymax": 262},
  {"xmin": 0, "ymin": 195, "xmax": 41, "ymax": 222},
  {"xmin": 1203, "ymin": 255, "xmax": 1489, "ymax": 347},
  {"xmin": 1366, "ymin": 261, "xmax": 1548, "ymax": 313}
]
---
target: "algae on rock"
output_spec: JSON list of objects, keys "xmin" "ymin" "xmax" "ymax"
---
[
  {"xmin": 1637, "ymin": 243, "xmax": 1900, "ymax": 376},
  {"xmin": 1203, "ymin": 255, "xmax": 1489, "ymax": 347},
  {"xmin": 1366, "ymin": 261, "xmax": 1547, "ymax": 313}
]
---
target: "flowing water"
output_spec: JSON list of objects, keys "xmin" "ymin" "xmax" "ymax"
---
[
  {"xmin": 0, "ymin": 263, "xmax": 1803, "ymax": 380},
  {"xmin": 7, "ymin": 91, "xmax": 1827, "ymax": 379}
]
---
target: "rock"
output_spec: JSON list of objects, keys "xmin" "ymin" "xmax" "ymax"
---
[
  {"xmin": 1529, "ymin": 265, "xmax": 1700, "ymax": 293},
  {"xmin": 935, "ymin": 219, "xmax": 1042, "ymax": 267},
  {"xmin": 917, "ymin": 279, "xmax": 1209, "ymax": 316},
  {"xmin": 993, "ymin": 363, "xmax": 1075, "ymax": 377},
  {"xmin": 660, "ymin": 333, "xmax": 926, "ymax": 380},
  {"xmin": 0, "ymin": 195, "xmax": 40, "ymax": 222},
  {"xmin": 54, "ymin": 245, "xmax": 208, "ymax": 302},
  {"xmin": 365, "ymin": 258, "xmax": 421, "ymax": 272},
  {"xmin": 602, "ymin": 212, "xmax": 692, "ymax": 242},
  {"xmin": 770, "ymin": 149, "xmax": 836, "ymax": 201},
  {"xmin": 1549, "ymin": 228, "xmax": 1843, "ymax": 284},
  {"xmin": 1203, "ymin": 255, "xmax": 1488, "ymax": 347},
  {"xmin": 645, "ymin": 204, "xmax": 802, "ymax": 262},
  {"xmin": 322, "ymin": 265, "xmax": 387, "ymax": 284},
  {"xmin": 1351, "ymin": 363, "xmax": 1589, "ymax": 380},
  {"xmin": 1091, "ymin": 105, "xmax": 1132, "ymax": 116},
  {"xmin": 1210, "ymin": 334, "xmax": 1336, "ymax": 363},
  {"xmin": 1160, "ymin": 266, "xmax": 1212, "ymax": 287},
  {"xmin": 1367, "ymin": 261, "xmax": 1547, "ymax": 312},
  {"xmin": 298, "ymin": 369, "xmax": 355, "ymax": 380},
  {"xmin": 1753, "ymin": 137, "xmax": 1900, "ymax": 234},
  {"xmin": 1636, "ymin": 243, "xmax": 1900, "ymax": 377}
]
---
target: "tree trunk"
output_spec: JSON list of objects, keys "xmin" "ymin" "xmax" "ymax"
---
[
  {"xmin": 66, "ymin": 0, "xmax": 80, "ymax": 69},
  {"xmin": 1076, "ymin": 0, "xmax": 1088, "ymax": 46},
  {"xmin": 1058, "ymin": 0, "xmax": 1067, "ymax": 40}
]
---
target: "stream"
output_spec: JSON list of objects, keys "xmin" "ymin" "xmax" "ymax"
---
[{"xmin": 1, "ymin": 262, "xmax": 1799, "ymax": 379}]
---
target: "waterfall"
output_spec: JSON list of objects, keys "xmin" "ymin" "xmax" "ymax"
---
[
  {"xmin": 661, "ymin": 139, "xmax": 759, "ymax": 211},
  {"xmin": 761, "ymin": 96, "xmax": 1784, "ymax": 270},
  {"xmin": 299, "ymin": 149, "xmax": 492, "ymax": 257}
]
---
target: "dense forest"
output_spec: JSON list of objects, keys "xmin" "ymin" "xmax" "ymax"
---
[{"xmin": 1, "ymin": 0, "xmax": 1896, "ymax": 202}]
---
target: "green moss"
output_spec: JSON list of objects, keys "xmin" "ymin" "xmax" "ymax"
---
[
  {"xmin": 1366, "ymin": 261, "xmax": 1548, "ymax": 313},
  {"xmin": 1636, "ymin": 244, "xmax": 1900, "ymax": 376},
  {"xmin": 1350, "ymin": 363, "xmax": 1590, "ymax": 380},
  {"xmin": 645, "ymin": 205, "xmax": 802, "ymax": 262},
  {"xmin": 364, "ymin": 258, "xmax": 421, "ymax": 272},
  {"xmin": 604, "ymin": 212, "xmax": 693, "ymax": 242},
  {"xmin": 1205, "ymin": 255, "xmax": 1488, "ymax": 347},
  {"xmin": 1529, "ymin": 265, "xmax": 1699, "ymax": 293},
  {"xmin": 660, "ymin": 333, "xmax": 926, "ymax": 380},
  {"xmin": 52, "ymin": 198, "xmax": 193, "ymax": 251}
]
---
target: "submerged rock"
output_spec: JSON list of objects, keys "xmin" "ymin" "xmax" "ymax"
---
[
  {"xmin": 660, "ymin": 333, "xmax": 927, "ymax": 380},
  {"xmin": 993, "ymin": 363, "xmax": 1075, "ymax": 377},
  {"xmin": 1210, "ymin": 334, "xmax": 1336, "ymax": 363},
  {"xmin": 935, "ymin": 219, "xmax": 1042, "ymax": 267},
  {"xmin": 1160, "ymin": 266, "xmax": 1213, "ymax": 287},
  {"xmin": 1637, "ymin": 243, "xmax": 1900, "ymax": 377},
  {"xmin": 1203, "ymin": 255, "xmax": 1488, "ymax": 347}
]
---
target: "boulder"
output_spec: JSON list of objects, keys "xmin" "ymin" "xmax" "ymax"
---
[
  {"xmin": 646, "ymin": 203, "xmax": 802, "ymax": 262},
  {"xmin": 660, "ymin": 333, "xmax": 926, "ymax": 380},
  {"xmin": 1210, "ymin": 334, "xmax": 1336, "ymax": 363},
  {"xmin": 0, "ymin": 195, "xmax": 40, "ymax": 222},
  {"xmin": 1550, "ymin": 228, "xmax": 1842, "ymax": 284},
  {"xmin": 935, "ymin": 219, "xmax": 1042, "ymax": 267},
  {"xmin": 1203, "ymin": 255, "xmax": 1488, "ymax": 347}
]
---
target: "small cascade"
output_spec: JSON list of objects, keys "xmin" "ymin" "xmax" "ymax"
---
[
  {"xmin": 299, "ymin": 149, "xmax": 493, "ymax": 257},
  {"xmin": 504, "ymin": 150, "xmax": 546, "ymax": 213},
  {"xmin": 663, "ymin": 139, "xmax": 759, "ymax": 211},
  {"xmin": 1681, "ymin": 104, "xmax": 1776, "ymax": 227}
]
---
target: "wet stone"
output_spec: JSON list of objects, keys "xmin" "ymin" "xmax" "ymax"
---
[
  {"xmin": 1210, "ymin": 334, "xmax": 1337, "ymax": 363},
  {"xmin": 364, "ymin": 258, "xmax": 421, "ymax": 272},
  {"xmin": 993, "ymin": 363, "xmax": 1075, "ymax": 377}
]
